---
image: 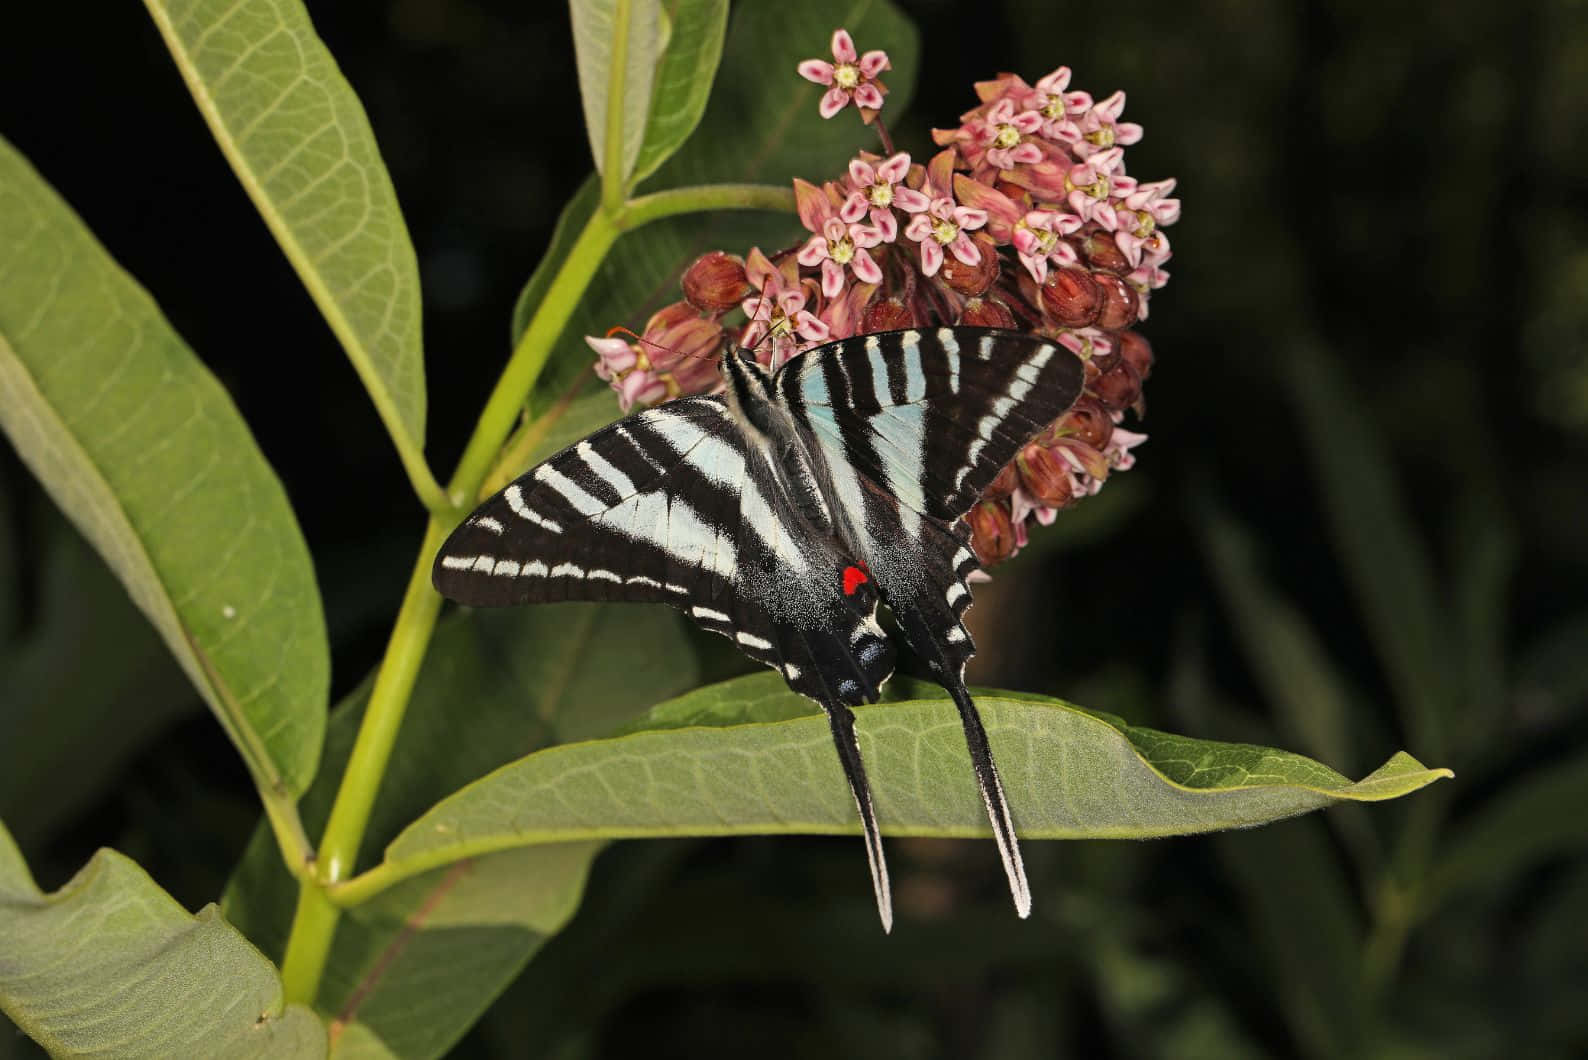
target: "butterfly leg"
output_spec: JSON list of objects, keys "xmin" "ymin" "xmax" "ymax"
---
[
  {"xmin": 822, "ymin": 701, "xmax": 894, "ymax": 933},
  {"xmin": 944, "ymin": 678, "xmax": 1032, "ymax": 918}
]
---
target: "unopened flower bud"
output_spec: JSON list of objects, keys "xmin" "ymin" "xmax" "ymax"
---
[
  {"xmin": 1080, "ymin": 228, "xmax": 1131, "ymax": 273},
  {"xmin": 862, "ymin": 296, "xmax": 917, "ymax": 331},
  {"xmin": 1039, "ymin": 267, "xmax": 1102, "ymax": 327},
  {"xmin": 1116, "ymin": 329, "xmax": 1154, "ymax": 381},
  {"xmin": 1091, "ymin": 356, "xmax": 1143, "ymax": 412},
  {"xmin": 1015, "ymin": 442, "xmax": 1079, "ymax": 508},
  {"xmin": 682, "ymin": 251, "xmax": 751, "ymax": 312},
  {"xmin": 966, "ymin": 498, "xmax": 1017, "ymax": 566},
  {"xmin": 959, "ymin": 296, "xmax": 1016, "ymax": 329},
  {"xmin": 984, "ymin": 460, "xmax": 1020, "ymax": 499},
  {"xmin": 1054, "ymin": 398, "xmax": 1113, "ymax": 449},
  {"xmin": 1093, "ymin": 272, "xmax": 1139, "ymax": 330},
  {"xmin": 939, "ymin": 233, "xmax": 1000, "ymax": 295}
]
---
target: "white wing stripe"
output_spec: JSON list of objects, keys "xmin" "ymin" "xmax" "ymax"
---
[
  {"xmin": 534, "ymin": 464, "xmax": 607, "ymax": 517},
  {"xmin": 504, "ymin": 484, "xmax": 562, "ymax": 533},
  {"xmin": 577, "ymin": 440, "xmax": 635, "ymax": 497}
]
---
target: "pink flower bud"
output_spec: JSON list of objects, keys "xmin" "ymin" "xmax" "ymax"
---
[
  {"xmin": 966, "ymin": 499, "xmax": 1017, "ymax": 566},
  {"xmin": 958, "ymin": 296, "xmax": 1016, "ymax": 328},
  {"xmin": 983, "ymin": 460, "xmax": 1020, "ymax": 499},
  {"xmin": 939, "ymin": 233, "xmax": 1000, "ymax": 295},
  {"xmin": 1116, "ymin": 329, "xmax": 1154, "ymax": 381},
  {"xmin": 862, "ymin": 297, "xmax": 918, "ymax": 332},
  {"xmin": 1092, "ymin": 271, "xmax": 1140, "ymax": 330},
  {"xmin": 1079, "ymin": 228, "xmax": 1131, "ymax": 274},
  {"xmin": 1091, "ymin": 355, "xmax": 1143, "ymax": 412},
  {"xmin": 1054, "ymin": 398, "xmax": 1113, "ymax": 449},
  {"xmin": 1015, "ymin": 442, "xmax": 1079, "ymax": 508},
  {"xmin": 682, "ymin": 251, "xmax": 751, "ymax": 312},
  {"xmin": 1039, "ymin": 268, "xmax": 1102, "ymax": 327}
]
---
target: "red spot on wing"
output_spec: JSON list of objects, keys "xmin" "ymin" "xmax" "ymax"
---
[{"xmin": 843, "ymin": 565, "xmax": 869, "ymax": 596}]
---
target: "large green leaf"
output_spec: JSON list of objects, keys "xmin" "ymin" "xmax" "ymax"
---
[
  {"xmin": 358, "ymin": 673, "xmax": 1449, "ymax": 893},
  {"xmin": 0, "ymin": 138, "xmax": 327, "ymax": 797},
  {"xmin": 143, "ymin": 0, "xmax": 428, "ymax": 485},
  {"xmin": 0, "ymin": 821, "xmax": 323, "ymax": 1058},
  {"xmin": 629, "ymin": 0, "xmax": 730, "ymax": 185},
  {"xmin": 224, "ymin": 604, "xmax": 699, "ymax": 1059},
  {"xmin": 510, "ymin": 0, "xmax": 920, "ymax": 403},
  {"xmin": 571, "ymin": 0, "xmax": 668, "ymax": 186}
]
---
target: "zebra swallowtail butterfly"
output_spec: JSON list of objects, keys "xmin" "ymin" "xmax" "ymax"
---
[{"xmin": 433, "ymin": 326, "xmax": 1085, "ymax": 930}]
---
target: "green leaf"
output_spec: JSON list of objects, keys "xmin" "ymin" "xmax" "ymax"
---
[
  {"xmin": 1285, "ymin": 343, "xmax": 1452, "ymax": 761},
  {"xmin": 629, "ymin": 0, "xmax": 730, "ymax": 185},
  {"xmin": 1427, "ymin": 748, "xmax": 1588, "ymax": 906},
  {"xmin": 571, "ymin": 0, "xmax": 668, "ymax": 186},
  {"xmin": 359, "ymin": 672, "xmax": 1450, "ymax": 894},
  {"xmin": 0, "ymin": 138, "xmax": 328, "ymax": 798},
  {"xmin": 225, "ymin": 604, "xmax": 699, "ymax": 1059},
  {"xmin": 143, "ymin": 0, "xmax": 430, "ymax": 495},
  {"xmin": 510, "ymin": 0, "xmax": 920, "ymax": 403},
  {"xmin": 0, "ymin": 820, "xmax": 324, "ymax": 1058}
]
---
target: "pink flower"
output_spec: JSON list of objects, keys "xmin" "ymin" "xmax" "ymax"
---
[
  {"xmin": 843, "ymin": 152, "xmax": 929, "ymax": 242},
  {"xmin": 1026, "ymin": 66, "xmax": 1091, "ymax": 143},
  {"xmin": 587, "ymin": 302, "xmax": 723, "ymax": 411},
  {"xmin": 978, "ymin": 98, "xmax": 1046, "ymax": 171},
  {"xmin": 1074, "ymin": 90, "xmax": 1143, "ymax": 158},
  {"xmin": 901, "ymin": 151, "xmax": 987, "ymax": 277},
  {"xmin": 793, "ymin": 178, "xmax": 884, "ymax": 298},
  {"xmin": 952, "ymin": 173, "xmax": 1080, "ymax": 285},
  {"xmin": 797, "ymin": 29, "xmax": 890, "ymax": 120},
  {"xmin": 741, "ymin": 248, "xmax": 828, "ymax": 369}
]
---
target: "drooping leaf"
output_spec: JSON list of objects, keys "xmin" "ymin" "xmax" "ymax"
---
[
  {"xmin": 570, "ymin": 0, "xmax": 668, "ymax": 185},
  {"xmin": 224, "ymin": 604, "xmax": 699, "ymax": 1059},
  {"xmin": 143, "ymin": 0, "xmax": 428, "ymax": 480},
  {"xmin": 366, "ymin": 672, "xmax": 1451, "ymax": 891},
  {"xmin": 0, "ymin": 137, "xmax": 327, "ymax": 797},
  {"xmin": 510, "ymin": 0, "xmax": 920, "ymax": 404},
  {"xmin": 0, "ymin": 820, "xmax": 324, "ymax": 1058},
  {"xmin": 629, "ymin": 0, "xmax": 730, "ymax": 185}
]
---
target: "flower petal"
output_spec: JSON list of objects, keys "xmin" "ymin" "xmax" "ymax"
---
[
  {"xmin": 818, "ymin": 86, "xmax": 850, "ymax": 119},
  {"xmin": 796, "ymin": 234, "xmax": 829, "ymax": 267},
  {"xmin": 848, "ymin": 158, "xmax": 875, "ymax": 189},
  {"xmin": 839, "ymin": 191, "xmax": 869, "ymax": 224},
  {"xmin": 831, "ymin": 28, "xmax": 857, "ymax": 63},
  {"xmin": 792, "ymin": 178, "xmax": 831, "ymax": 232},
  {"xmin": 878, "ymin": 152, "xmax": 911, "ymax": 183},
  {"xmin": 949, "ymin": 233, "xmax": 982, "ymax": 267},
  {"xmin": 851, "ymin": 247, "xmax": 883, "ymax": 285},
  {"xmin": 893, "ymin": 187, "xmax": 931, "ymax": 213},
  {"xmin": 858, "ymin": 49, "xmax": 890, "ymax": 78},
  {"xmin": 821, "ymin": 259, "xmax": 845, "ymax": 299},
  {"xmin": 853, "ymin": 83, "xmax": 884, "ymax": 110},
  {"xmin": 797, "ymin": 59, "xmax": 834, "ymax": 85},
  {"xmin": 919, "ymin": 238, "xmax": 943, "ymax": 277}
]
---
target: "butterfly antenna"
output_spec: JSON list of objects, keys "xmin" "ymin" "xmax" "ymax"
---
[
  {"xmin": 944, "ymin": 678, "xmax": 1031, "ymax": 918},
  {"xmin": 823, "ymin": 702, "xmax": 894, "ymax": 932}
]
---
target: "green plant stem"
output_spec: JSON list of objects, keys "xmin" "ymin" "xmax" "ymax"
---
[
  {"xmin": 601, "ymin": 0, "xmax": 635, "ymax": 214},
  {"xmin": 277, "ymin": 517, "xmax": 445, "ymax": 1004},
  {"xmin": 275, "ymin": 177, "xmax": 796, "ymax": 1005},
  {"xmin": 279, "ymin": 883, "xmax": 340, "ymax": 1006}
]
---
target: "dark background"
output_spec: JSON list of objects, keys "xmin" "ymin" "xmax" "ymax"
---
[{"xmin": 3, "ymin": 0, "xmax": 1586, "ymax": 1056}]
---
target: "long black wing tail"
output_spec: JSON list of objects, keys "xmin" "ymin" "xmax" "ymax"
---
[
  {"xmin": 943, "ymin": 676, "xmax": 1030, "ymax": 918},
  {"xmin": 823, "ymin": 701, "xmax": 893, "ymax": 933}
]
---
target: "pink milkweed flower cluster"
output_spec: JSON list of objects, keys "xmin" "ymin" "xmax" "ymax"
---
[{"xmin": 586, "ymin": 31, "xmax": 1179, "ymax": 568}]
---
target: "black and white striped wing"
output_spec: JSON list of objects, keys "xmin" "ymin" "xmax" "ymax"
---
[
  {"xmin": 777, "ymin": 326, "xmax": 1085, "ymax": 525},
  {"xmin": 775, "ymin": 326, "xmax": 1085, "ymax": 920},
  {"xmin": 432, "ymin": 397, "xmax": 895, "ymax": 709}
]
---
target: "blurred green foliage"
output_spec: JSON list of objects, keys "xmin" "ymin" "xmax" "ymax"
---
[{"xmin": 3, "ymin": 0, "xmax": 1585, "ymax": 1056}]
